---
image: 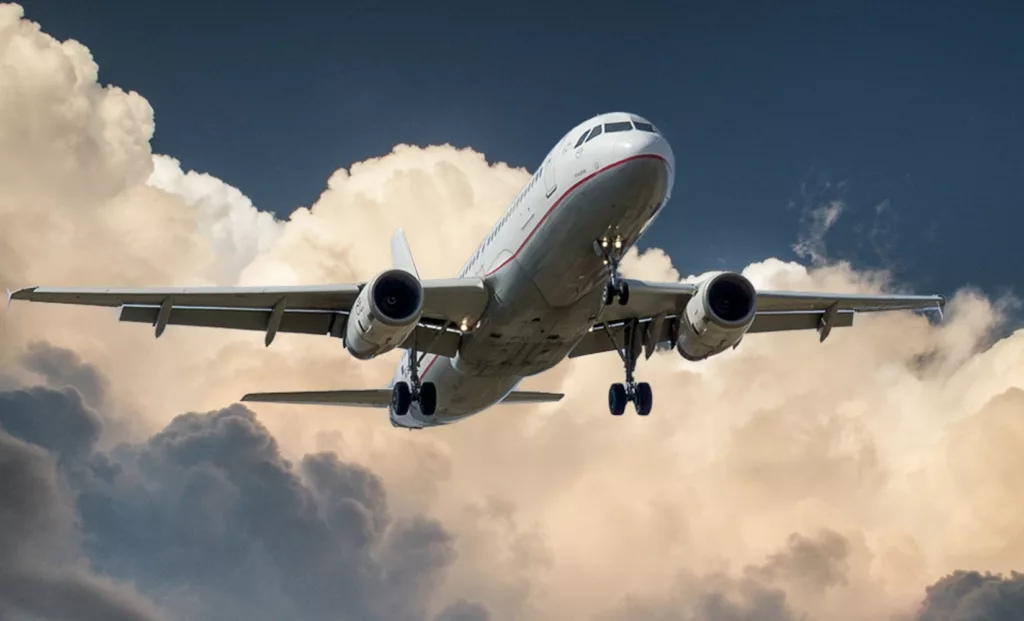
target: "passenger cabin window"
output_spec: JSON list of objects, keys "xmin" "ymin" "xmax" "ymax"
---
[
  {"xmin": 605, "ymin": 121, "xmax": 632, "ymax": 132},
  {"xmin": 585, "ymin": 124, "xmax": 603, "ymax": 142},
  {"xmin": 633, "ymin": 121, "xmax": 656, "ymax": 133}
]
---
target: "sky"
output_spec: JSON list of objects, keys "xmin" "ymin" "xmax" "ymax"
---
[
  {"xmin": 22, "ymin": 0, "xmax": 1024, "ymax": 304},
  {"xmin": 3, "ymin": 2, "xmax": 1024, "ymax": 620}
]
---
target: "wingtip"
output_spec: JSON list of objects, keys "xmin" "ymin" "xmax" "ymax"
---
[{"xmin": 7, "ymin": 286, "xmax": 36, "ymax": 302}]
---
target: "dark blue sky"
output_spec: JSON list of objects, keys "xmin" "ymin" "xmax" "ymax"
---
[{"xmin": 24, "ymin": 0, "xmax": 1024, "ymax": 304}]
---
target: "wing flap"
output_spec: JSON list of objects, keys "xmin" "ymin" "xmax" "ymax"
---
[
  {"xmin": 118, "ymin": 305, "xmax": 462, "ymax": 356},
  {"xmin": 499, "ymin": 391, "xmax": 564, "ymax": 404},
  {"xmin": 240, "ymin": 389, "xmax": 392, "ymax": 408},
  {"xmin": 119, "ymin": 305, "xmax": 341, "ymax": 335},
  {"xmin": 747, "ymin": 309, "xmax": 855, "ymax": 334}
]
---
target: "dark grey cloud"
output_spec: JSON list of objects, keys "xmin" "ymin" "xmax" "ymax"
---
[
  {"xmin": 597, "ymin": 531, "xmax": 853, "ymax": 621},
  {"xmin": 0, "ymin": 430, "xmax": 165, "ymax": 621},
  {"xmin": 19, "ymin": 340, "xmax": 109, "ymax": 409},
  {"xmin": 915, "ymin": 570, "xmax": 1024, "ymax": 621},
  {"xmin": 75, "ymin": 404, "xmax": 460, "ymax": 621},
  {"xmin": 0, "ymin": 345, "xmax": 481, "ymax": 620},
  {"xmin": 748, "ymin": 530, "xmax": 850, "ymax": 591},
  {"xmin": 0, "ymin": 385, "xmax": 101, "ymax": 463},
  {"xmin": 433, "ymin": 599, "xmax": 492, "ymax": 621},
  {"xmin": 599, "ymin": 573, "xmax": 801, "ymax": 621}
]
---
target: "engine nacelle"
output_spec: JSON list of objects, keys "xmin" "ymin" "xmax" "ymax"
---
[
  {"xmin": 676, "ymin": 271, "xmax": 757, "ymax": 361},
  {"xmin": 344, "ymin": 269, "xmax": 423, "ymax": 360}
]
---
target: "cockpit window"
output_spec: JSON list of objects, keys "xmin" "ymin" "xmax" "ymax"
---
[
  {"xmin": 633, "ymin": 121, "xmax": 657, "ymax": 133},
  {"xmin": 585, "ymin": 124, "xmax": 603, "ymax": 142},
  {"xmin": 574, "ymin": 131, "xmax": 588, "ymax": 148},
  {"xmin": 604, "ymin": 121, "xmax": 633, "ymax": 132}
]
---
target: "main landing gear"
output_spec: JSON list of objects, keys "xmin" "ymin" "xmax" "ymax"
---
[
  {"xmin": 392, "ymin": 344, "xmax": 437, "ymax": 417},
  {"xmin": 595, "ymin": 236, "xmax": 630, "ymax": 306},
  {"xmin": 600, "ymin": 319, "xmax": 653, "ymax": 416}
]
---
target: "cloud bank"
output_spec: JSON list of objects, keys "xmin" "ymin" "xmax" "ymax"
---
[{"xmin": 1, "ymin": 4, "xmax": 1022, "ymax": 620}]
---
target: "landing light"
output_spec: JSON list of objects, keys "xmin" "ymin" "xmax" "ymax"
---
[{"xmin": 460, "ymin": 319, "xmax": 469, "ymax": 332}]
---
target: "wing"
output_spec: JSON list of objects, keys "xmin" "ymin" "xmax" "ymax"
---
[
  {"xmin": 570, "ymin": 278, "xmax": 945, "ymax": 359},
  {"xmin": 9, "ymin": 278, "xmax": 489, "ymax": 358},
  {"xmin": 239, "ymin": 389, "xmax": 564, "ymax": 408}
]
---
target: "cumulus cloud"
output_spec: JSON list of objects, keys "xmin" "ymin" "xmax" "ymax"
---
[
  {"xmin": 2, "ymin": 4, "xmax": 1023, "ymax": 621},
  {"xmin": 0, "ymin": 401, "xmax": 166, "ymax": 621},
  {"xmin": 915, "ymin": 570, "xmax": 1024, "ymax": 621}
]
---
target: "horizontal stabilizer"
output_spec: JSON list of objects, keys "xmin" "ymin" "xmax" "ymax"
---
[
  {"xmin": 240, "ymin": 388, "xmax": 565, "ymax": 408},
  {"xmin": 241, "ymin": 389, "xmax": 391, "ymax": 408},
  {"xmin": 499, "ymin": 391, "xmax": 564, "ymax": 404}
]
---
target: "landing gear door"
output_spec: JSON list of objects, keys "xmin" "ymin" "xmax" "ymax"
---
[{"xmin": 543, "ymin": 156, "xmax": 556, "ymax": 198}]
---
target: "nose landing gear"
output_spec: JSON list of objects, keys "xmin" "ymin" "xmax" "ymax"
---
[
  {"xmin": 595, "ymin": 236, "xmax": 630, "ymax": 306},
  {"xmin": 599, "ymin": 319, "xmax": 653, "ymax": 416}
]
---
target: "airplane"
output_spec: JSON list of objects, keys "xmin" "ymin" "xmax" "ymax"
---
[{"xmin": 8, "ymin": 112, "xmax": 946, "ymax": 429}]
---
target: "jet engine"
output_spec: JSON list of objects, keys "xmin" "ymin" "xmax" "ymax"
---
[
  {"xmin": 676, "ymin": 271, "xmax": 757, "ymax": 361},
  {"xmin": 344, "ymin": 269, "xmax": 423, "ymax": 360}
]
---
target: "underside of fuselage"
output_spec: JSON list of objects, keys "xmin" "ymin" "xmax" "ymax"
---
[{"xmin": 391, "ymin": 145, "xmax": 673, "ymax": 429}]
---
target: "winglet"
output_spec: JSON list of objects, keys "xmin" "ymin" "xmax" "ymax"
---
[
  {"xmin": 6, "ymin": 286, "xmax": 34, "ymax": 309},
  {"xmin": 390, "ymin": 228, "xmax": 420, "ymax": 279}
]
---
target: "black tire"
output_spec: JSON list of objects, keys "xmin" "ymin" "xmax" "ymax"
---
[
  {"xmin": 608, "ymin": 383, "xmax": 627, "ymax": 416},
  {"xmin": 419, "ymin": 381, "xmax": 437, "ymax": 417},
  {"xmin": 603, "ymin": 284, "xmax": 614, "ymax": 306},
  {"xmin": 635, "ymin": 382, "xmax": 653, "ymax": 416},
  {"xmin": 618, "ymin": 280, "xmax": 630, "ymax": 306},
  {"xmin": 392, "ymin": 381, "xmax": 411, "ymax": 416}
]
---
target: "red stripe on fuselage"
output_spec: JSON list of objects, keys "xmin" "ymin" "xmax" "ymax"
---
[{"xmin": 417, "ymin": 152, "xmax": 669, "ymax": 380}]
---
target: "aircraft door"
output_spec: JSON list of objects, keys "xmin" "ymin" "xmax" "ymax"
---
[{"xmin": 543, "ymin": 156, "xmax": 556, "ymax": 197}]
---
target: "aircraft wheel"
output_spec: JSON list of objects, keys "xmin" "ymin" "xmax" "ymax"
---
[
  {"xmin": 618, "ymin": 281, "xmax": 630, "ymax": 306},
  {"xmin": 603, "ymin": 284, "xmax": 615, "ymax": 306},
  {"xmin": 419, "ymin": 382, "xmax": 437, "ymax": 417},
  {"xmin": 392, "ymin": 381, "xmax": 411, "ymax": 416},
  {"xmin": 635, "ymin": 382, "xmax": 653, "ymax": 416},
  {"xmin": 608, "ymin": 383, "xmax": 627, "ymax": 416}
]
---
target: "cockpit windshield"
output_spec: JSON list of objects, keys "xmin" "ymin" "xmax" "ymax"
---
[{"xmin": 572, "ymin": 120, "xmax": 660, "ymax": 146}]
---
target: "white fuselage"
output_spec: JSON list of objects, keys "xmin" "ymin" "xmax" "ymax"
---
[{"xmin": 390, "ymin": 112, "xmax": 675, "ymax": 428}]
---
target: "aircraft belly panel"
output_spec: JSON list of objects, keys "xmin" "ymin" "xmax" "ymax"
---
[{"xmin": 519, "ymin": 156, "xmax": 670, "ymax": 308}]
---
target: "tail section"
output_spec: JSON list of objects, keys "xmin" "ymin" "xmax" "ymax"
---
[{"xmin": 390, "ymin": 228, "xmax": 420, "ymax": 279}]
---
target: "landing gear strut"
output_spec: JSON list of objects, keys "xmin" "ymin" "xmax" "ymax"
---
[
  {"xmin": 600, "ymin": 319, "xmax": 653, "ymax": 416},
  {"xmin": 595, "ymin": 236, "xmax": 630, "ymax": 306},
  {"xmin": 391, "ymin": 336, "xmax": 437, "ymax": 417}
]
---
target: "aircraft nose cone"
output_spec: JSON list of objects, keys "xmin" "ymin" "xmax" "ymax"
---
[
  {"xmin": 616, "ymin": 130, "xmax": 674, "ymax": 171},
  {"xmin": 613, "ymin": 130, "xmax": 674, "ymax": 200}
]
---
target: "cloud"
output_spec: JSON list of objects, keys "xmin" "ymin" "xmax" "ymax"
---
[
  {"xmin": 0, "ymin": 412, "xmax": 166, "ymax": 621},
  {"xmin": 0, "ymin": 349, "xmax": 473, "ymax": 620},
  {"xmin": 915, "ymin": 570, "xmax": 1024, "ymax": 621},
  {"xmin": 2, "ymin": 4, "xmax": 1024, "ymax": 621}
]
